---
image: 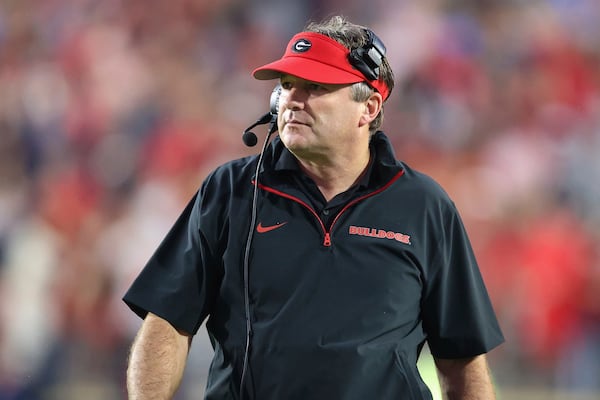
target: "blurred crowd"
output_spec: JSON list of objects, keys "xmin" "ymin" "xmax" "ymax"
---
[{"xmin": 0, "ymin": 0, "xmax": 599, "ymax": 399}]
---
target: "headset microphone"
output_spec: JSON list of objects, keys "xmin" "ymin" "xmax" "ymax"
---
[
  {"xmin": 242, "ymin": 113, "xmax": 271, "ymax": 147},
  {"xmin": 242, "ymin": 84, "xmax": 282, "ymax": 147}
]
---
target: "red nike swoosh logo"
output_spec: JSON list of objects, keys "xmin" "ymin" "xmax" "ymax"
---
[{"xmin": 256, "ymin": 222, "xmax": 287, "ymax": 233}]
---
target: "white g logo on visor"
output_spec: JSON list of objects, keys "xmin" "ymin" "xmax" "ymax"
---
[{"xmin": 292, "ymin": 39, "xmax": 312, "ymax": 53}]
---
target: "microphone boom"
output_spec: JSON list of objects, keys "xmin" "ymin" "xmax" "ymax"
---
[{"xmin": 241, "ymin": 85, "xmax": 281, "ymax": 147}]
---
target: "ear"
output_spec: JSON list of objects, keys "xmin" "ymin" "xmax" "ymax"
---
[{"xmin": 358, "ymin": 91, "xmax": 383, "ymax": 128}]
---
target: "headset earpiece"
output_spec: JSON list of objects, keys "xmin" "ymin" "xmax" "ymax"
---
[
  {"xmin": 348, "ymin": 29, "xmax": 386, "ymax": 81},
  {"xmin": 270, "ymin": 84, "xmax": 282, "ymax": 115}
]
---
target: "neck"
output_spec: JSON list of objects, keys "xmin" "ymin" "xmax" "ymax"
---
[{"xmin": 296, "ymin": 146, "xmax": 371, "ymax": 202}]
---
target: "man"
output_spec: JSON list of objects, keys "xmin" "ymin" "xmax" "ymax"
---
[{"xmin": 124, "ymin": 15, "xmax": 504, "ymax": 400}]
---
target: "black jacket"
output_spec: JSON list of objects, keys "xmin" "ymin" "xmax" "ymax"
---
[{"xmin": 124, "ymin": 131, "xmax": 504, "ymax": 399}]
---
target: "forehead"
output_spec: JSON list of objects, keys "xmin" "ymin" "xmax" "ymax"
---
[{"xmin": 279, "ymin": 74, "xmax": 349, "ymax": 90}]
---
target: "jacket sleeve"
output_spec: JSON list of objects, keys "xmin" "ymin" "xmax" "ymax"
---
[
  {"xmin": 123, "ymin": 174, "xmax": 225, "ymax": 335},
  {"xmin": 421, "ymin": 200, "xmax": 504, "ymax": 359}
]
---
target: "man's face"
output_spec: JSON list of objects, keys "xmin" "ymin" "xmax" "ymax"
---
[{"xmin": 277, "ymin": 74, "xmax": 366, "ymax": 163}]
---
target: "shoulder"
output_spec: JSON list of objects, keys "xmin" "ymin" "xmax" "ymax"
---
[
  {"xmin": 396, "ymin": 162, "xmax": 456, "ymax": 212},
  {"xmin": 371, "ymin": 131, "xmax": 457, "ymax": 214},
  {"xmin": 201, "ymin": 155, "xmax": 258, "ymax": 192},
  {"xmin": 188, "ymin": 155, "xmax": 260, "ymax": 228}
]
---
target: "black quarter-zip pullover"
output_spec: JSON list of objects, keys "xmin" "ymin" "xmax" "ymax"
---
[{"xmin": 124, "ymin": 131, "xmax": 504, "ymax": 400}]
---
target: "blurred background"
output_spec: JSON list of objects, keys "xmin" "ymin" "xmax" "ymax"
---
[{"xmin": 0, "ymin": 0, "xmax": 599, "ymax": 399}]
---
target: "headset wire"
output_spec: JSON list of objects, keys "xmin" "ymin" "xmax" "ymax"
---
[{"xmin": 239, "ymin": 118, "xmax": 277, "ymax": 400}]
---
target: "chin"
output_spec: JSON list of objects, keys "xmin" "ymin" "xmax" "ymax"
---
[
  {"xmin": 280, "ymin": 129, "xmax": 309, "ymax": 149},
  {"xmin": 281, "ymin": 139, "xmax": 306, "ymax": 154}
]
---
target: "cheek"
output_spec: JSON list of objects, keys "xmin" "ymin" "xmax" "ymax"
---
[
  {"xmin": 327, "ymin": 107, "xmax": 361, "ymax": 131},
  {"xmin": 277, "ymin": 92, "xmax": 292, "ymax": 112}
]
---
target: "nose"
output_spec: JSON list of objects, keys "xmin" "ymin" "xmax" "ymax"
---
[{"xmin": 280, "ymin": 86, "xmax": 306, "ymax": 111}]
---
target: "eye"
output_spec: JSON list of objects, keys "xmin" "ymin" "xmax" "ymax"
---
[
  {"xmin": 280, "ymin": 81, "xmax": 293, "ymax": 90},
  {"xmin": 307, "ymin": 83, "xmax": 325, "ymax": 91}
]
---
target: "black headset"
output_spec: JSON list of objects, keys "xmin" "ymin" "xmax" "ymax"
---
[{"xmin": 348, "ymin": 29, "xmax": 387, "ymax": 81}]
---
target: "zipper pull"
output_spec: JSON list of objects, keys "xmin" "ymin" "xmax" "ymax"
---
[{"xmin": 323, "ymin": 232, "xmax": 331, "ymax": 247}]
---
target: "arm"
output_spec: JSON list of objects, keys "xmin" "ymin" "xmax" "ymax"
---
[
  {"xmin": 127, "ymin": 312, "xmax": 192, "ymax": 400},
  {"xmin": 434, "ymin": 354, "xmax": 497, "ymax": 400}
]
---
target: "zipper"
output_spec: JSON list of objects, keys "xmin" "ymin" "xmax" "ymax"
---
[
  {"xmin": 257, "ymin": 170, "xmax": 404, "ymax": 247},
  {"xmin": 323, "ymin": 232, "xmax": 331, "ymax": 246}
]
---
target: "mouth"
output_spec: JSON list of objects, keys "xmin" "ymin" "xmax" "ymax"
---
[
  {"xmin": 285, "ymin": 118, "xmax": 310, "ymax": 127},
  {"xmin": 281, "ymin": 110, "xmax": 311, "ymax": 128}
]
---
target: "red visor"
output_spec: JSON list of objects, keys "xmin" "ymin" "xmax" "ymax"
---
[{"xmin": 253, "ymin": 32, "xmax": 390, "ymax": 100}]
